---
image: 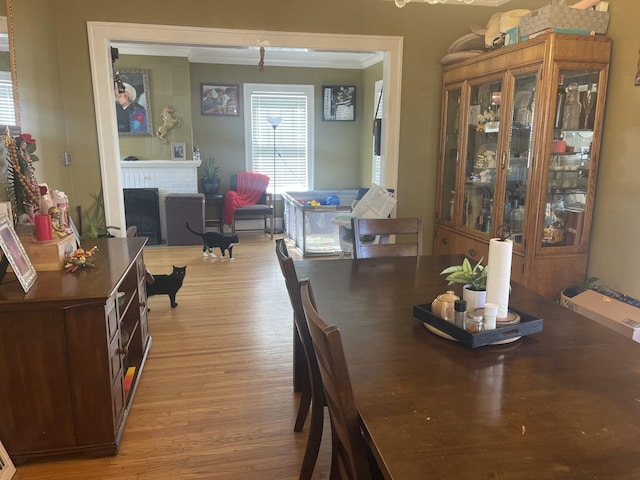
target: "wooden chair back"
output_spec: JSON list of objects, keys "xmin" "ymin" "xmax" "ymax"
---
[
  {"xmin": 300, "ymin": 279, "xmax": 375, "ymax": 480},
  {"xmin": 351, "ymin": 216, "xmax": 423, "ymax": 259},
  {"xmin": 275, "ymin": 239, "xmax": 326, "ymax": 479}
]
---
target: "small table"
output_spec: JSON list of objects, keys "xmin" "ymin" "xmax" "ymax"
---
[{"xmin": 204, "ymin": 194, "xmax": 224, "ymax": 233}]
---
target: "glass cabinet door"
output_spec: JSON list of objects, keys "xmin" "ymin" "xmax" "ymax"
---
[
  {"xmin": 504, "ymin": 72, "xmax": 537, "ymax": 248},
  {"xmin": 463, "ymin": 79, "xmax": 502, "ymax": 235},
  {"xmin": 542, "ymin": 68, "xmax": 600, "ymax": 248},
  {"xmin": 439, "ymin": 88, "xmax": 460, "ymax": 223}
]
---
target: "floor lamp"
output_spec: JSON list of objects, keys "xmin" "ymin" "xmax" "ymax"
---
[{"xmin": 266, "ymin": 116, "xmax": 282, "ymax": 235}]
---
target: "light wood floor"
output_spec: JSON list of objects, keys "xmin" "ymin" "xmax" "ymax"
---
[{"xmin": 14, "ymin": 233, "xmax": 336, "ymax": 480}]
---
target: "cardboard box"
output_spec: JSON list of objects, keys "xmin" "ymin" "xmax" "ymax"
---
[
  {"xmin": 519, "ymin": 4, "xmax": 610, "ymax": 38},
  {"xmin": 16, "ymin": 226, "xmax": 77, "ymax": 271},
  {"xmin": 560, "ymin": 289, "xmax": 640, "ymax": 343}
]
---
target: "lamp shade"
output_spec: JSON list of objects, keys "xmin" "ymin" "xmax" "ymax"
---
[{"xmin": 266, "ymin": 116, "xmax": 282, "ymax": 128}]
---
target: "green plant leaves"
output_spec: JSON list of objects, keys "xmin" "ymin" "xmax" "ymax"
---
[{"xmin": 439, "ymin": 257, "xmax": 487, "ymax": 290}]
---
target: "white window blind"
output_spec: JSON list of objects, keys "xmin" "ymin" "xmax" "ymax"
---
[
  {"xmin": 372, "ymin": 80, "xmax": 383, "ymax": 185},
  {"xmin": 244, "ymin": 84, "xmax": 314, "ymax": 194},
  {"xmin": 0, "ymin": 71, "xmax": 16, "ymax": 127}
]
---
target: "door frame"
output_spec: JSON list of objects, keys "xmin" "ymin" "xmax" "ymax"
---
[{"xmin": 87, "ymin": 22, "xmax": 403, "ymax": 236}]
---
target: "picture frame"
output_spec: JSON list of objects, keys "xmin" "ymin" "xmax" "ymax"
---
[
  {"xmin": 170, "ymin": 142, "xmax": 187, "ymax": 161},
  {"xmin": 201, "ymin": 83, "xmax": 240, "ymax": 116},
  {"xmin": 0, "ymin": 439, "xmax": 16, "ymax": 480},
  {"xmin": 115, "ymin": 69, "xmax": 153, "ymax": 136},
  {"xmin": 322, "ymin": 85, "xmax": 356, "ymax": 121},
  {"xmin": 0, "ymin": 219, "xmax": 37, "ymax": 293}
]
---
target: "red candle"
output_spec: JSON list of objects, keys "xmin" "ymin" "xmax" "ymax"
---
[{"xmin": 35, "ymin": 214, "xmax": 53, "ymax": 241}]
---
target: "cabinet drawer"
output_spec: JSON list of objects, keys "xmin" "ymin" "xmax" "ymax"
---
[
  {"xmin": 434, "ymin": 227, "xmax": 457, "ymax": 255},
  {"xmin": 456, "ymin": 235, "xmax": 489, "ymax": 263}
]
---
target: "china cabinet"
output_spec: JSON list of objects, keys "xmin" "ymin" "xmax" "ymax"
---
[
  {"xmin": 0, "ymin": 237, "xmax": 150, "ymax": 462},
  {"xmin": 434, "ymin": 33, "xmax": 610, "ymax": 299}
]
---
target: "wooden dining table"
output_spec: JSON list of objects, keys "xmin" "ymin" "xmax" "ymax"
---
[{"xmin": 295, "ymin": 255, "xmax": 640, "ymax": 479}]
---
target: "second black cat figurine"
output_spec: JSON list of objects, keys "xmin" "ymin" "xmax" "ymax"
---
[
  {"xmin": 146, "ymin": 265, "xmax": 186, "ymax": 308},
  {"xmin": 186, "ymin": 223, "xmax": 239, "ymax": 259}
]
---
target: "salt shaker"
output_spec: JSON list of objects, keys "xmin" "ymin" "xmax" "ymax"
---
[
  {"xmin": 484, "ymin": 303, "xmax": 498, "ymax": 330},
  {"xmin": 454, "ymin": 299, "xmax": 467, "ymax": 329},
  {"xmin": 466, "ymin": 308, "xmax": 484, "ymax": 333}
]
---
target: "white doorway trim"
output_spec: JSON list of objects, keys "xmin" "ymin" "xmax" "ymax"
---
[{"xmin": 87, "ymin": 22, "xmax": 403, "ymax": 236}]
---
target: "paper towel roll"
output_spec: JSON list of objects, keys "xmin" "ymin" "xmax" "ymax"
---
[{"xmin": 485, "ymin": 238, "xmax": 513, "ymax": 319}]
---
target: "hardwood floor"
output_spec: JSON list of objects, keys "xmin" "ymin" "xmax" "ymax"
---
[{"xmin": 14, "ymin": 233, "xmax": 335, "ymax": 480}]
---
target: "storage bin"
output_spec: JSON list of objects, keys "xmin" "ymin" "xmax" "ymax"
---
[
  {"xmin": 282, "ymin": 190, "xmax": 357, "ymax": 256},
  {"xmin": 519, "ymin": 4, "xmax": 609, "ymax": 38}
]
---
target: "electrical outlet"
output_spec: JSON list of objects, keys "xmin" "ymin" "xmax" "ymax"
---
[{"xmin": 62, "ymin": 151, "xmax": 73, "ymax": 166}]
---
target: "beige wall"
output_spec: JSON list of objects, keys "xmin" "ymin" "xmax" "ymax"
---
[{"xmin": 7, "ymin": 0, "xmax": 640, "ymax": 298}]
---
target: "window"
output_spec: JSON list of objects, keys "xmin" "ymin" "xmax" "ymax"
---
[
  {"xmin": 244, "ymin": 84, "xmax": 314, "ymax": 194},
  {"xmin": 372, "ymin": 80, "xmax": 383, "ymax": 185},
  {"xmin": 0, "ymin": 71, "xmax": 16, "ymax": 127}
]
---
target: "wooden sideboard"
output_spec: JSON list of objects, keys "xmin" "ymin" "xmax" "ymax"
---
[{"xmin": 0, "ymin": 237, "xmax": 151, "ymax": 462}]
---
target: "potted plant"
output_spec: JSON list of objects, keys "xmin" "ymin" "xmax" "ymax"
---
[
  {"xmin": 200, "ymin": 156, "xmax": 221, "ymax": 195},
  {"xmin": 440, "ymin": 257, "xmax": 488, "ymax": 310},
  {"xmin": 81, "ymin": 189, "xmax": 120, "ymax": 239}
]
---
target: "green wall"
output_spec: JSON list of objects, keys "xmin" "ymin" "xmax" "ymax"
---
[
  {"xmin": 7, "ymin": 0, "xmax": 640, "ymax": 299},
  {"xmin": 116, "ymin": 55, "xmax": 193, "ymax": 161},
  {"xmin": 189, "ymin": 62, "xmax": 366, "ymax": 193}
]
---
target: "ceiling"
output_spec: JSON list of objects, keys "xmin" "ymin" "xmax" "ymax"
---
[{"xmin": 112, "ymin": 42, "xmax": 384, "ymax": 70}]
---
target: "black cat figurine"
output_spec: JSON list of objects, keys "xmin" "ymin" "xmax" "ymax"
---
[
  {"xmin": 146, "ymin": 265, "xmax": 186, "ymax": 308},
  {"xmin": 186, "ymin": 223, "xmax": 239, "ymax": 260}
]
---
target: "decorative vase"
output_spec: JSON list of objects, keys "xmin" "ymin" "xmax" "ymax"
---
[
  {"xmin": 202, "ymin": 179, "xmax": 220, "ymax": 195},
  {"xmin": 463, "ymin": 285, "xmax": 486, "ymax": 311}
]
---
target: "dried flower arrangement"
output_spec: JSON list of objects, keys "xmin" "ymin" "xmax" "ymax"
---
[{"xmin": 64, "ymin": 246, "xmax": 99, "ymax": 272}]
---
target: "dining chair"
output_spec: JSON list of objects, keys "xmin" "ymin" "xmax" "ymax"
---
[
  {"xmin": 351, "ymin": 216, "xmax": 423, "ymax": 259},
  {"xmin": 300, "ymin": 279, "xmax": 383, "ymax": 480},
  {"xmin": 275, "ymin": 239, "xmax": 326, "ymax": 480}
]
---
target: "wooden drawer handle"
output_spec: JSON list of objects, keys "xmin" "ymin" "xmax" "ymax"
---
[
  {"xmin": 442, "ymin": 237, "xmax": 448, "ymax": 245},
  {"xmin": 469, "ymin": 248, "xmax": 476, "ymax": 257}
]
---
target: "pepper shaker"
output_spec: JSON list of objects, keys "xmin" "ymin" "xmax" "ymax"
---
[{"xmin": 454, "ymin": 299, "xmax": 467, "ymax": 329}]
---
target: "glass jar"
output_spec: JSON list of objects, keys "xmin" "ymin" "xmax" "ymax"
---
[{"xmin": 466, "ymin": 308, "xmax": 485, "ymax": 333}]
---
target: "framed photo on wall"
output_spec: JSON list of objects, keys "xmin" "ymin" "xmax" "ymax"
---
[
  {"xmin": 170, "ymin": 142, "xmax": 187, "ymax": 161},
  {"xmin": 201, "ymin": 83, "xmax": 239, "ymax": 116},
  {"xmin": 0, "ymin": 219, "xmax": 37, "ymax": 293},
  {"xmin": 115, "ymin": 69, "xmax": 153, "ymax": 136},
  {"xmin": 322, "ymin": 85, "xmax": 356, "ymax": 121}
]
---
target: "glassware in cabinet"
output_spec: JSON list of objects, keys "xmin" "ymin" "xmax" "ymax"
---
[
  {"xmin": 438, "ymin": 88, "xmax": 461, "ymax": 223},
  {"xmin": 504, "ymin": 72, "xmax": 537, "ymax": 247},
  {"xmin": 542, "ymin": 68, "xmax": 600, "ymax": 249},
  {"xmin": 463, "ymin": 79, "xmax": 502, "ymax": 235}
]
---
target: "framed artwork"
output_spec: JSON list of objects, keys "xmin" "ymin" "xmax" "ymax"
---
[
  {"xmin": 0, "ymin": 219, "xmax": 37, "ymax": 293},
  {"xmin": 322, "ymin": 85, "xmax": 356, "ymax": 121},
  {"xmin": 170, "ymin": 142, "xmax": 186, "ymax": 161},
  {"xmin": 0, "ymin": 439, "xmax": 16, "ymax": 480},
  {"xmin": 115, "ymin": 69, "xmax": 153, "ymax": 136},
  {"xmin": 201, "ymin": 83, "xmax": 239, "ymax": 116}
]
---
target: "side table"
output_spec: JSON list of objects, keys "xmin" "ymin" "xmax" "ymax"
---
[{"xmin": 205, "ymin": 194, "xmax": 224, "ymax": 233}]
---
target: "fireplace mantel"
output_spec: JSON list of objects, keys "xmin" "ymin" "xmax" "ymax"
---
[{"xmin": 120, "ymin": 160, "xmax": 201, "ymax": 169}]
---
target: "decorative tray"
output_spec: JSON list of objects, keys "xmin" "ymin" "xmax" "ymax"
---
[{"xmin": 413, "ymin": 304, "xmax": 543, "ymax": 348}]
